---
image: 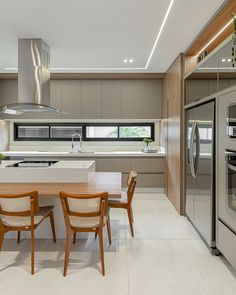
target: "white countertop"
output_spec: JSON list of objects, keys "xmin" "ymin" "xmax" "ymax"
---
[
  {"xmin": 0, "ymin": 160, "xmax": 95, "ymax": 183},
  {"xmin": 2, "ymin": 150, "xmax": 165, "ymax": 158}
]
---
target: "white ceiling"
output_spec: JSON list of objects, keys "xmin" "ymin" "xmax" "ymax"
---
[{"xmin": 0, "ymin": 0, "xmax": 226, "ymax": 73}]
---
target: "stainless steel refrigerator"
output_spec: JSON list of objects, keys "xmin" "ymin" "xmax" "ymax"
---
[{"xmin": 185, "ymin": 100, "xmax": 217, "ymax": 252}]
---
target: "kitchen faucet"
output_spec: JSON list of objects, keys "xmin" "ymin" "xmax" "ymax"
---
[{"xmin": 71, "ymin": 133, "xmax": 83, "ymax": 153}]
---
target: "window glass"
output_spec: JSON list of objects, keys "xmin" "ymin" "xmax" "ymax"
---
[
  {"xmin": 86, "ymin": 126, "xmax": 118, "ymax": 138},
  {"xmin": 119, "ymin": 126, "xmax": 151, "ymax": 138}
]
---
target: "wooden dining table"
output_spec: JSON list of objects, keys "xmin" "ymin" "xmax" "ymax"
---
[{"xmin": 0, "ymin": 172, "xmax": 122, "ymax": 198}]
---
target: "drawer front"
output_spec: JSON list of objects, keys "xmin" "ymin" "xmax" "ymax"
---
[
  {"xmin": 218, "ymin": 220, "xmax": 236, "ymax": 269},
  {"xmin": 95, "ymin": 158, "xmax": 130, "ymax": 173},
  {"xmin": 122, "ymin": 173, "xmax": 164, "ymax": 188},
  {"xmin": 130, "ymin": 158, "xmax": 164, "ymax": 173}
]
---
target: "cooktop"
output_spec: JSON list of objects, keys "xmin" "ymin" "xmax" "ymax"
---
[{"xmin": 6, "ymin": 160, "xmax": 58, "ymax": 168}]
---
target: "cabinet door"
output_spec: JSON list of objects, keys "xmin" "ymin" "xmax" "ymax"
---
[
  {"xmin": 82, "ymin": 80, "xmax": 102, "ymax": 119},
  {"xmin": 122, "ymin": 80, "xmax": 142, "ymax": 118},
  {"xmin": 42, "ymin": 80, "xmax": 62, "ymax": 119},
  {"xmin": 141, "ymin": 80, "xmax": 162, "ymax": 119},
  {"xmin": 95, "ymin": 158, "xmax": 130, "ymax": 173},
  {"xmin": 101, "ymin": 80, "xmax": 122, "ymax": 118},
  {"xmin": 61, "ymin": 80, "xmax": 82, "ymax": 119},
  {"xmin": 130, "ymin": 158, "xmax": 164, "ymax": 173},
  {"xmin": 185, "ymin": 80, "xmax": 209, "ymax": 104}
]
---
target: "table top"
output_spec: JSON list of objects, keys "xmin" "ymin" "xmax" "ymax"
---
[{"xmin": 0, "ymin": 172, "xmax": 122, "ymax": 198}]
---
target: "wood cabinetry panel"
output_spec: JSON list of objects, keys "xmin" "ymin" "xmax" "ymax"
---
[{"xmin": 163, "ymin": 54, "xmax": 184, "ymax": 214}]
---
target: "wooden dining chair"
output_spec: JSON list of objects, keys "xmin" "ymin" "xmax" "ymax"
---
[
  {"xmin": 0, "ymin": 191, "xmax": 56, "ymax": 274},
  {"xmin": 108, "ymin": 169, "xmax": 137, "ymax": 237},
  {"xmin": 59, "ymin": 191, "xmax": 111, "ymax": 276}
]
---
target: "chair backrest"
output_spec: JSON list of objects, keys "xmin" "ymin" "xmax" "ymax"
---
[
  {"xmin": 0, "ymin": 191, "xmax": 39, "ymax": 217},
  {"xmin": 127, "ymin": 169, "xmax": 137, "ymax": 204},
  {"xmin": 59, "ymin": 191, "xmax": 108, "ymax": 220}
]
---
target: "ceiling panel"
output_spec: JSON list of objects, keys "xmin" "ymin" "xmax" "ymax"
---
[{"xmin": 0, "ymin": 0, "xmax": 227, "ymax": 72}]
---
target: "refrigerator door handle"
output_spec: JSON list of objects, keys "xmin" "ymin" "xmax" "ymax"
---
[
  {"xmin": 195, "ymin": 123, "xmax": 200, "ymax": 177},
  {"xmin": 228, "ymin": 163, "xmax": 236, "ymax": 172},
  {"xmin": 190, "ymin": 122, "xmax": 197, "ymax": 178}
]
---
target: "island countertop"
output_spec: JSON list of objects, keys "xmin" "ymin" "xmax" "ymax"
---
[
  {"xmin": 1, "ymin": 150, "xmax": 165, "ymax": 158},
  {"xmin": 0, "ymin": 160, "xmax": 95, "ymax": 183}
]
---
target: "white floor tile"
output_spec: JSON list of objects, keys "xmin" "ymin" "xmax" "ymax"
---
[{"xmin": 0, "ymin": 193, "xmax": 235, "ymax": 295}]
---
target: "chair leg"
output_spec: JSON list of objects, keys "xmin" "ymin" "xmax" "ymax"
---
[
  {"xmin": 17, "ymin": 231, "xmax": 21, "ymax": 243},
  {"xmin": 106, "ymin": 216, "xmax": 112, "ymax": 245},
  {"xmin": 130, "ymin": 206, "xmax": 134, "ymax": 223},
  {"xmin": 0, "ymin": 231, "xmax": 4, "ymax": 251},
  {"xmin": 63, "ymin": 229, "xmax": 71, "ymax": 276},
  {"xmin": 95, "ymin": 232, "xmax": 98, "ymax": 239},
  {"xmin": 98, "ymin": 227, "xmax": 105, "ymax": 276},
  {"xmin": 31, "ymin": 229, "xmax": 35, "ymax": 275},
  {"xmin": 49, "ymin": 211, "xmax": 56, "ymax": 243},
  {"xmin": 73, "ymin": 232, "xmax": 76, "ymax": 244},
  {"xmin": 127, "ymin": 208, "xmax": 134, "ymax": 237}
]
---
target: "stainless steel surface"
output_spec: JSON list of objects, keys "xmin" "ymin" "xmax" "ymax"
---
[
  {"xmin": 0, "ymin": 39, "xmax": 60, "ymax": 114},
  {"xmin": 217, "ymin": 89, "xmax": 236, "ymax": 269},
  {"xmin": 185, "ymin": 100, "xmax": 215, "ymax": 248},
  {"xmin": 227, "ymin": 103, "xmax": 236, "ymax": 138},
  {"xmin": 225, "ymin": 151, "xmax": 236, "ymax": 213}
]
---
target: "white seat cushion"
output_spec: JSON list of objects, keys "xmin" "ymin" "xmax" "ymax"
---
[
  {"xmin": 1, "ymin": 215, "xmax": 44, "ymax": 227},
  {"xmin": 108, "ymin": 193, "xmax": 128, "ymax": 204},
  {"xmin": 0, "ymin": 206, "xmax": 53, "ymax": 227},
  {"xmin": 69, "ymin": 215, "xmax": 108, "ymax": 228}
]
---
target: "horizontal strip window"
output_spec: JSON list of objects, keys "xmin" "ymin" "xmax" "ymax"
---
[{"xmin": 14, "ymin": 123, "xmax": 155, "ymax": 142}]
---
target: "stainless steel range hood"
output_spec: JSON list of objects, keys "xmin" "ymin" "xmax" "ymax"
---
[{"xmin": 0, "ymin": 39, "xmax": 60, "ymax": 115}]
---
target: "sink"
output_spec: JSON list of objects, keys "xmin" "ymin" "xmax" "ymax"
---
[{"xmin": 69, "ymin": 151, "xmax": 95, "ymax": 154}]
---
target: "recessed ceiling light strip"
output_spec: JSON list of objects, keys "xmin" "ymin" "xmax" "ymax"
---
[
  {"xmin": 3, "ymin": 1, "xmax": 175, "ymax": 72},
  {"xmin": 145, "ymin": 0, "xmax": 175, "ymax": 69}
]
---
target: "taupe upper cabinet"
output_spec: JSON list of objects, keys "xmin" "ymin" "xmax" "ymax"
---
[
  {"xmin": 61, "ymin": 80, "xmax": 82, "ymax": 119},
  {"xmin": 141, "ymin": 80, "xmax": 162, "ymax": 119},
  {"xmin": 41, "ymin": 80, "xmax": 62, "ymax": 119},
  {"xmin": 122, "ymin": 80, "xmax": 142, "ymax": 119},
  {"xmin": 0, "ymin": 78, "xmax": 163, "ymax": 120},
  {"xmin": 101, "ymin": 80, "xmax": 122, "ymax": 118},
  {"xmin": 82, "ymin": 80, "xmax": 102, "ymax": 119}
]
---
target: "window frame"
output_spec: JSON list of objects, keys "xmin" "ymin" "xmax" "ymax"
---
[{"xmin": 14, "ymin": 122, "xmax": 155, "ymax": 142}]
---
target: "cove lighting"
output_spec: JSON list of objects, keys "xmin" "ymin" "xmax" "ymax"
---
[
  {"xmin": 197, "ymin": 17, "xmax": 236, "ymax": 56},
  {"xmin": 3, "ymin": 0, "xmax": 174, "ymax": 71}
]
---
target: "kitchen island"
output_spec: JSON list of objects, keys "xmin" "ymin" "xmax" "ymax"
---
[
  {"xmin": 0, "ymin": 160, "xmax": 121, "ymax": 239},
  {"xmin": 1, "ymin": 150, "xmax": 166, "ymax": 189}
]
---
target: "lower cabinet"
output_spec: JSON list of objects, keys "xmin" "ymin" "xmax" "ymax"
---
[
  {"xmin": 95, "ymin": 157, "xmax": 165, "ymax": 188},
  {"xmin": 24, "ymin": 155, "xmax": 165, "ymax": 188}
]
